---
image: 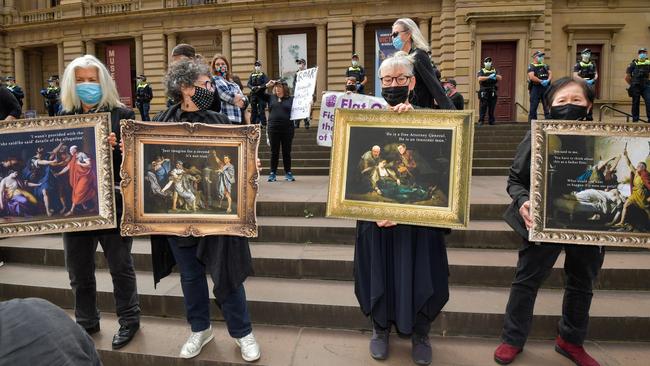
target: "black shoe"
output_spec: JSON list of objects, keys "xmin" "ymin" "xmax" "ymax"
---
[
  {"xmin": 84, "ymin": 323, "xmax": 101, "ymax": 335},
  {"xmin": 369, "ymin": 328, "xmax": 389, "ymax": 360},
  {"xmin": 112, "ymin": 323, "xmax": 139, "ymax": 349},
  {"xmin": 412, "ymin": 334, "xmax": 432, "ymax": 365}
]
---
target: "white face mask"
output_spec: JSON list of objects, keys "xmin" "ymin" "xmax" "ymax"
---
[
  {"xmin": 352, "ymin": 60, "xmax": 358, "ymax": 67},
  {"xmin": 581, "ymin": 54, "xmax": 590, "ymax": 62},
  {"xmin": 254, "ymin": 66, "xmax": 261, "ymax": 71},
  {"xmin": 484, "ymin": 62, "xmax": 492, "ymax": 68}
]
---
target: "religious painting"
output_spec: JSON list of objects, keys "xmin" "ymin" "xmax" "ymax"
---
[
  {"xmin": 529, "ymin": 120, "xmax": 650, "ymax": 248},
  {"xmin": 120, "ymin": 120, "xmax": 260, "ymax": 237},
  {"xmin": 327, "ymin": 109, "xmax": 474, "ymax": 228},
  {"xmin": 0, "ymin": 114, "xmax": 116, "ymax": 237}
]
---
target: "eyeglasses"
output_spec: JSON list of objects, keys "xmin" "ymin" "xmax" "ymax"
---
[
  {"xmin": 380, "ymin": 75, "xmax": 411, "ymax": 87},
  {"xmin": 391, "ymin": 30, "xmax": 408, "ymax": 38},
  {"xmin": 195, "ymin": 80, "xmax": 215, "ymax": 92}
]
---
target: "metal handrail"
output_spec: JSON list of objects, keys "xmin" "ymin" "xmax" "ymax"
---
[
  {"xmin": 599, "ymin": 104, "xmax": 647, "ymax": 123},
  {"xmin": 515, "ymin": 101, "xmax": 528, "ymax": 115}
]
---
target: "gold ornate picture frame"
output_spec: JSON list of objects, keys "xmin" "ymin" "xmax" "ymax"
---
[
  {"xmin": 327, "ymin": 109, "xmax": 474, "ymax": 229},
  {"xmin": 120, "ymin": 120, "xmax": 260, "ymax": 237},
  {"xmin": 0, "ymin": 113, "xmax": 116, "ymax": 237},
  {"xmin": 530, "ymin": 120, "xmax": 650, "ymax": 248}
]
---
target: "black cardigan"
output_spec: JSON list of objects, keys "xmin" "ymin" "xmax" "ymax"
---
[
  {"xmin": 503, "ymin": 131, "xmax": 531, "ymax": 239},
  {"xmin": 409, "ymin": 48, "xmax": 455, "ymax": 110}
]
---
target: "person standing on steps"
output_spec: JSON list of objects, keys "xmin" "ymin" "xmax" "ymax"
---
[
  {"xmin": 135, "ymin": 74, "xmax": 153, "ymax": 121},
  {"xmin": 495, "ymin": 77, "xmax": 604, "ymax": 366},
  {"xmin": 527, "ymin": 51, "xmax": 552, "ymax": 123},
  {"xmin": 477, "ymin": 57, "xmax": 501, "ymax": 125},
  {"xmin": 346, "ymin": 53, "xmax": 368, "ymax": 94},
  {"xmin": 573, "ymin": 48, "xmax": 598, "ymax": 121},
  {"xmin": 5, "ymin": 75, "xmax": 24, "ymax": 108},
  {"xmin": 248, "ymin": 60, "xmax": 268, "ymax": 126},
  {"xmin": 293, "ymin": 58, "xmax": 311, "ymax": 129},
  {"xmin": 261, "ymin": 79, "xmax": 296, "ymax": 183},
  {"xmin": 625, "ymin": 47, "xmax": 650, "ymax": 122}
]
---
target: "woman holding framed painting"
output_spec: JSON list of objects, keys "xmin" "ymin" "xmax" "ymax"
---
[
  {"xmin": 149, "ymin": 58, "xmax": 260, "ymax": 362},
  {"xmin": 354, "ymin": 49, "xmax": 453, "ymax": 365}
]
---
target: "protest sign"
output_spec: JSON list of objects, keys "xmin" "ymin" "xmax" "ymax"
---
[{"xmin": 317, "ymin": 92, "xmax": 387, "ymax": 147}]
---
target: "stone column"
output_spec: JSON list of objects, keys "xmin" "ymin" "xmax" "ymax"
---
[
  {"xmin": 166, "ymin": 32, "xmax": 176, "ymax": 66},
  {"xmin": 84, "ymin": 39, "xmax": 95, "ymax": 56},
  {"xmin": 135, "ymin": 35, "xmax": 144, "ymax": 76},
  {"xmin": 316, "ymin": 22, "xmax": 327, "ymax": 101},
  {"xmin": 13, "ymin": 47, "xmax": 24, "ymax": 85},
  {"xmin": 419, "ymin": 18, "xmax": 430, "ymax": 45},
  {"xmin": 221, "ymin": 28, "xmax": 231, "ymax": 61},
  {"xmin": 57, "ymin": 42, "xmax": 64, "ymax": 77},
  {"xmin": 354, "ymin": 20, "xmax": 365, "ymax": 65},
  {"xmin": 256, "ymin": 26, "xmax": 267, "ymax": 72}
]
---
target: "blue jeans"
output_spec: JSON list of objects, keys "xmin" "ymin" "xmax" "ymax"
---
[
  {"xmin": 528, "ymin": 84, "xmax": 550, "ymax": 122},
  {"xmin": 501, "ymin": 240, "xmax": 604, "ymax": 347},
  {"xmin": 167, "ymin": 238, "xmax": 252, "ymax": 338},
  {"xmin": 631, "ymin": 84, "xmax": 650, "ymax": 122}
]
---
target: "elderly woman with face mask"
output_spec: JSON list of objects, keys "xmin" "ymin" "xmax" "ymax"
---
[
  {"xmin": 496, "ymin": 77, "xmax": 604, "ymax": 366},
  {"xmin": 58, "ymin": 54, "xmax": 141, "ymax": 350},
  {"xmin": 354, "ymin": 51, "xmax": 451, "ymax": 366},
  {"xmin": 150, "ymin": 59, "xmax": 260, "ymax": 362}
]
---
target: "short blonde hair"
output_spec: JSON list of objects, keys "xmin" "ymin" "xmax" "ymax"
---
[
  {"xmin": 378, "ymin": 51, "xmax": 415, "ymax": 77},
  {"xmin": 60, "ymin": 55, "xmax": 124, "ymax": 112},
  {"xmin": 394, "ymin": 18, "xmax": 430, "ymax": 52}
]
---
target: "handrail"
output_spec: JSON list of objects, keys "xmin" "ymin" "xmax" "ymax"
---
[
  {"xmin": 599, "ymin": 104, "xmax": 647, "ymax": 123},
  {"xmin": 515, "ymin": 101, "xmax": 528, "ymax": 115}
]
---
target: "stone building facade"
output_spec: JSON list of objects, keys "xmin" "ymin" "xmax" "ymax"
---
[{"xmin": 1, "ymin": 0, "xmax": 648, "ymax": 121}]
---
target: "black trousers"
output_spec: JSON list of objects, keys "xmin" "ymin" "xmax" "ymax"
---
[
  {"xmin": 479, "ymin": 93, "xmax": 497, "ymax": 124},
  {"xmin": 631, "ymin": 84, "xmax": 650, "ymax": 122},
  {"xmin": 63, "ymin": 228, "xmax": 140, "ymax": 329},
  {"xmin": 268, "ymin": 128, "xmax": 294, "ymax": 174},
  {"xmin": 528, "ymin": 85, "xmax": 550, "ymax": 122},
  {"xmin": 501, "ymin": 240, "xmax": 604, "ymax": 348}
]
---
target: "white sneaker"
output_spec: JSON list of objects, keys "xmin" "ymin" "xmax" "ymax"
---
[
  {"xmin": 179, "ymin": 326, "xmax": 214, "ymax": 359},
  {"xmin": 235, "ymin": 332, "xmax": 261, "ymax": 362}
]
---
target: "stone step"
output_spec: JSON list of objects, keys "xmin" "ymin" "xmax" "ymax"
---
[
  {"xmin": 473, "ymin": 142, "xmax": 521, "ymax": 150},
  {"xmin": 258, "ymin": 145, "xmax": 331, "ymax": 152},
  {"xmin": 473, "ymin": 150, "xmax": 518, "ymax": 158},
  {"xmin": 2, "ymin": 238, "xmax": 649, "ymax": 290},
  {"xmin": 261, "ymin": 167, "xmax": 510, "ymax": 176},
  {"xmin": 473, "ymin": 167, "xmax": 510, "ymax": 176},
  {"xmin": 81, "ymin": 312, "xmax": 650, "ymax": 366},
  {"xmin": 1, "ymin": 263, "xmax": 649, "ymax": 341},
  {"xmin": 260, "ymin": 158, "xmax": 514, "ymax": 169},
  {"xmin": 473, "ymin": 136, "xmax": 525, "ymax": 143},
  {"xmin": 472, "ymin": 158, "xmax": 514, "ymax": 168},
  {"xmin": 258, "ymin": 150, "xmax": 518, "ymax": 160}
]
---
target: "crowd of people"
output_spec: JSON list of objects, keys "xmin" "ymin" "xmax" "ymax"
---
[{"xmin": 0, "ymin": 14, "xmax": 649, "ymax": 366}]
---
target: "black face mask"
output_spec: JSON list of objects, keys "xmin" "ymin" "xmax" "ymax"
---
[
  {"xmin": 190, "ymin": 86, "xmax": 214, "ymax": 110},
  {"xmin": 381, "ymin": 86, "xmax": 409, "ymax": 107},
  {"xmin": 550, "ymin": 103, "xmax": 589, "ymax": 120},
  {"xmin": 345, "ymin": 84, "xmax": 357, "ymax": 92}
]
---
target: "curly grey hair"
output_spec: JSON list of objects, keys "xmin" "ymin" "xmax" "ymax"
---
[{"xmin": 164, "ymin": 58, "xmax": 211, "ymax": 102}]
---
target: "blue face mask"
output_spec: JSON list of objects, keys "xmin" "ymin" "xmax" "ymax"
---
[
  {"xmin": 76, "ymin": 82, "xmax": 102, "ymax": 106},
  {"xmin": 537, "ymin": 56, "xmax": 544, "ymax": 64},
  {"xmin": 640, "ymin": 53, "xmax": 648, "ymax": 60},
  {"xmin": 392, "ymin": 36, "xmax": 404, "ymax": 51}
]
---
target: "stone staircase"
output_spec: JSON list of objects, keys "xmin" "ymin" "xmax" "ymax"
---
[
  {"xmin": 1, "ymin": 175, "xmax": 650, "ymax": 365},
  {"xmin": 259, "ymin": 123, "xmax": 531, "ymax": 177}
]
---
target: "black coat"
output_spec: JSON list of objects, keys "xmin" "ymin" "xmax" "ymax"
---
[
  {"xmin": 0, "ymin": 86, "xmax": 22, "ymax": 120},
  {"xmin": 503, "ymin": 130, "xmax": 531, "ymax": 239},
  {"xmin": 150, "ymin": 104, "xmax": 253, "ymax": 302},
  {"xmin": 409, "ymin": 48, "xmax": 455, "ymax": 110}
]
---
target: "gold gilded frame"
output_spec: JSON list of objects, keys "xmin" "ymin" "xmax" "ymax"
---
[
  {"xmin": 120, "ymin": 120, "xmax": 260, "ymax": 237},
  {"xmin": 327, "ymin": 109, "xmax": 474, "ymax": 229},
  {"xmin": 0, "ymin": 113, "xmax": 116, "ymax": 237},
  {"xmin": 530, "ymin": 120, "xmax": 650, "ymax": 247}
]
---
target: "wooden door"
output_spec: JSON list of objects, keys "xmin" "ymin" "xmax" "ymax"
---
[{"xmin": 481, "ymin": 41, "xmax": 517, "ymax": 121}]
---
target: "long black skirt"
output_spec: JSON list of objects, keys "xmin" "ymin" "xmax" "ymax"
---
[{"xmin": 354, "ymin": 221, "xmax": 450, "ymax": 334}]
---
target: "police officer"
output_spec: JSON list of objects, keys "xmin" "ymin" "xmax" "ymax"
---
[
  {"xmin": 135, "ymin": 74, "xmax": 153, "ymax": 121},
  {"xmin": 5, "ymin": 76, "xmax": 24, "ymax": 108},
  {"xmin": 40, "ymin": 76, "xmax": 61, "ymax": 117},
  {"xmin": 625, "ymin": 47, "xmax": 650, "ymax": 122},
  {"xmin": 527, "ymin": 51, "xmax": 552, "ymax": 122},
  {"xmin": 345, "ymin": 53, "xmax": 367, "ymax": 94},
  {"xmin": 572, "ymin": 48, "xmax": 598, "ymax": 121},
  {"xmin": 477, "ymin": 57, "xmax": 502, "ymax": 125},
  {"xmin": 247, "ymin": 60, "xmax": 268, "ymax": 126}
]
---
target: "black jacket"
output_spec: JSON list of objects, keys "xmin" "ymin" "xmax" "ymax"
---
[
  {"xmin": 503, "ymin": 130, "xmax": 531, "ymax": 239},
  {"xmin": 260, "ymin": 93, "xmax": 294, "ymax": 131},
  {"xmin": 409, "ymin": 48, "xmax": 455, "ymax": 110},
  {"xmin": 150, "ymin": 104, "xmax": 253, "ymax": 301},
  {"xmin": 0, "ymin": 86, "xmax": 22, "ymax": 120}
]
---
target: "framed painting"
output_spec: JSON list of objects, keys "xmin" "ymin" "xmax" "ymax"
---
[
  {"xmin": 120, "ymin": 120, "xmax": 260, "ymax": 237},
  {"xmin": 529, "ymin": 120, "xmax": 650, "ymax": 248},
  {"xmin": 0, "ymin": 113, "xmax": 115, "ymax": 237},
  {"xmin": 326, "ymin": 109, "xmax": 474, "ymax": 229}
]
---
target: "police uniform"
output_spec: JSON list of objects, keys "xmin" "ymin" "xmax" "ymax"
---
[
  {"xmin": 527, "ymin": 53, "xmax": 551, "ymax": 122},
  {"xmin": 346, "ymin": 57, "xmax": 366, "ymax": 95},
  {"xmin": 477, "ymin": 61, "xmax": 498, "ymax": 125},
  {"xmin": 626, "ymin": 48, "xmax": 650, "ymax": 122},
  {"xmin": 135, "ymin": 76, "xmax": 153, "ymax": 121},
  {"xmin": 5, "ymin": 77, "xmax": 24, "ymax": 107},
  {"xmin": 247, "ymin": 61, "xmax": 269, "ymax": 125},
  {"xmin": 40, "ymin": 78, "xmax": 61, "ymax": 117},
  {"xmin": 573, "ymin": 49, "xmax": 597, "ymax": 120}
]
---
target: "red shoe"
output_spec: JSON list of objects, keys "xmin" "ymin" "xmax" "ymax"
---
[
  {"xmin": 494, "ymin": 343, "xmax": 522, "ymax": 365},
  {"xmin": 555, "ymin": 336, "xmax": 601, "ymax": 366}
]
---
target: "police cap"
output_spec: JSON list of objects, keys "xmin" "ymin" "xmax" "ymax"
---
[
  {"xmin": 5, "ymin": 75, "xmax": 15, "ymax": 81},
  {"xmin": 444, "ymin": 78, "xmax": 457, "ymax": 87},
  {"xmin": 137, "ymin": 74, "xmax": 146, "ymax": 81},
  {"xmin": 580, "ymin": 48, "xmax": 591, "ymax": 54},
  {"xmin": 352, "ymin": 53, "xmax": 359, "ymax": 60},
  {"xmin": 639, "ymin": 47, "xmax": 648, "ymax": 54},
  {"xmin": 483, "ymin": 57, "xmax": 492, "ymax": 63},
  {"xmin": 532, "ymin": 51, "xmax": 545, "ymax": 58},
  {"xmin": 254, "ymin": 60, "xmax": 262, "ymax": 66},
  {"xmin": 296, "ymin": 58, "xmax": 306, "ymax": 65}
]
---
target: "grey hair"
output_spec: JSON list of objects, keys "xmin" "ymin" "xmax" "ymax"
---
[
  {"xmin": 378, "ymin": 51, "xmax": 415, "ymax": 77},
  {"xmin": 164, "ymin": 58, "xmax": 211, "ymax": 102},
  {"xmin": 60, "ymin": 55, "xmax": 124, "ymax": 112},
  {"xmin": 394, "ymin": 18, "xmax": 430, "ymax": 52}
]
